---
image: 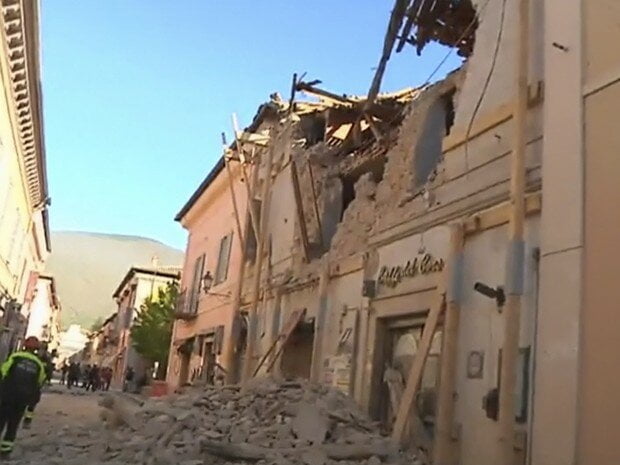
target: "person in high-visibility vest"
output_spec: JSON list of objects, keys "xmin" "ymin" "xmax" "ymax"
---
[{"xmin": 0, "ymin": 336, "xmax": 46, "ymax": 458}]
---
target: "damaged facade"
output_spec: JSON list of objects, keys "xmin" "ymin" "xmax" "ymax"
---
[{"xmin": 167, "ymin": 0, "xmax": 620, "ymax": 464}]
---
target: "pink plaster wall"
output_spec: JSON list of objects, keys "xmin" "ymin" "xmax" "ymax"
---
[{"xmin": 167, "ymin": 163, "xmax": 247, "ymax": 388}]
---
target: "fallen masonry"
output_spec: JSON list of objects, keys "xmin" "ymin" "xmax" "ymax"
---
[{"xmin": 14, "ymin": 379, "xmax": 421, "ymax": 465}]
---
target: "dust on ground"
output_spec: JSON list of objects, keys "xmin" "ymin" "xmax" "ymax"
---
[{"xmin": 6, "ymin": 387, "xmax": 106, "ymax": 464}]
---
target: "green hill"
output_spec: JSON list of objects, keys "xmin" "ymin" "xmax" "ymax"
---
[{"xmin": 46, "ymin": 231, "xmax": 184, "ymax": 329}]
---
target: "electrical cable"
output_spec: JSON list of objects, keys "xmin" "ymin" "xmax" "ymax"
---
[
  {"xmin": 421, "ymin": 0, "xmax": 493, "ymax": 87},
  {"xmin": 463, "ymin": 0, "xmax": 507, "ymax": 172}
]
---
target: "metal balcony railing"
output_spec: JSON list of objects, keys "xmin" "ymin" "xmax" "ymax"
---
[{"xmin": 173, "ymin": 290, "xmax": 197, "ymax": 320}]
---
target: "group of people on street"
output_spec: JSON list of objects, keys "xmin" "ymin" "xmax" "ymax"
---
[{"xmin": 60, "ymin": 362, "xmax": 113, "ymax": 391}]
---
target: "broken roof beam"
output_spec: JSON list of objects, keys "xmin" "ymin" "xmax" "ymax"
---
[
  {"xmin": 364, "ymin": 0, "xmax": 410, "ymax": 110},
  {"xmin": 295, "ymin": 81, "xmax": 356, "ymax": 108}
]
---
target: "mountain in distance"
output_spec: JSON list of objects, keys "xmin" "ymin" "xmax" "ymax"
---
[{"xmin": 46, "ymin": 231, "xmax": 184, "ymax": 330}]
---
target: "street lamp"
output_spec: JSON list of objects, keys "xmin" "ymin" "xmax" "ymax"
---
[{"xmin": 201, "ymin": 271, "xmax": 230, "ymax": 298}]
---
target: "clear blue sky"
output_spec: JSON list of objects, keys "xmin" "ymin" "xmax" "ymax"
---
[{"xmin": 41, "ymin": 1, "xmax": 461, "ymax": 251}]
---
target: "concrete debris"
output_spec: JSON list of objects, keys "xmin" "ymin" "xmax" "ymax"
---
[{"xmin": 12, "ymin": 378, "xmax": 417, "ymax": 465}]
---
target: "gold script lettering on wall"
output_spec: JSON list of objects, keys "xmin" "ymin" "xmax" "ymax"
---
[{"xmin": 377, "ymin": 253, "xmax": 445, "ymax": 288}]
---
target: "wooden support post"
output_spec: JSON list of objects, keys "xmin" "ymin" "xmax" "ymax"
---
[
  {"xmin": 222, "ymin": 157, "xmax": 260, "ymax": 384},
  {"xmin": 433, "ymin": 224, "xmax": 465, "ymax": 465},
  {"xmin": 290, "ymin": 159, "xmax": 311, "ymax": 262},
  {"xmin": 306, "ymin": 161, "xmax": 324, "ymax": 250},
  {"xmin": 499, "ymin": 0, "xmax": 529, "ymax": 462},
  {"xmin": 268, "ymin": 287, "xmax": 284, "ymax": 373},
  {"xmin": 391, "ymin": 290, "xmax": 446, "ymax": 444},
  {"xmin": 364, "ymin": 113, "xmax": 383, "ymax": 142},
  {"xmin": 263, "ymin": 308, "xmax": 306, "ymax": 375},
  {"xmin": 224, "ymin": 155, "xmax": 244, "ymax": 248},
  {"xmin": 310, "ymin": 260, "xmax": 330, "ymax": 382},
  {"xmin": 231, "ymin": 117, "xmax": 259, "ymax": 241},
  {"xmin": 365, "ymin": 0, "xmax": 409, "ymax": 110},
  {"xmin": 241, "ymin": 125, "xmax": 280, "ymax": 385},
  {"xmin": 232, "ymin": 113, "xmax": 246, "ymax": 163}
]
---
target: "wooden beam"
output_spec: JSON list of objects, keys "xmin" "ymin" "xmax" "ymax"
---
[
  {"xmin": 310, "ymin": 261, "xmax": 330, "ymax": 382},
  {"xmin": 433, "ymin": 224, "xmax": 464, "ymax": 465},
  {"xmin": 391, "ymin": 290, "xmax": 446, "ymax": 444},
  {"xmin": 295, "ymin": 82, "xmax": 356, "ymax": 107},
  {"xmin": 364, "ymin": 113, "xmax": 384, "ymax": 142},
  {"xmin": 365, "ymin": 0, "xmax": 409, "ymax": 110},
  {"xmin": 222, "ymin": 157, "xmax": 260, "ymax": 384},
  {"xmin": 463, "ymin": 192, "xmax": 541, "ymax": 236},
  {"xmin": 241, "ymin": 122, "xmax": 280, "ymax": 385},
  {"xmin": 263, "ymin": 308, "xmax": 306, "ymax": 375},
  {"xmin": 306, "ymin": 161, "xmax": 324, "ymax": 251},
  {"xmin": 232, "ymin": 113, "xmax": 246, "ymax": 164},
  {"xmin": 231, "ymin": 118, "xmax": 260, "ymax": 242},
  {"xmin": 499, "ymin": 0, "xmax": 529, "ymax": 462},
  {"xmin": 290, "ymin": 159, "xmax": 311, "ymax": 262},
  {"xmin": 224, "ymin": 155, "xmax": 244, "ymax": 248},
  {"xmin": 442, "ymin": 81, "xmax": 544, "ymax": 154}
]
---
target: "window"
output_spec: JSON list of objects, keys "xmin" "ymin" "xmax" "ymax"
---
[
  {"xmin": 214, "ymin": 233, "xmax": 233, "ymax": 284},
  {"xmin": 412, "ymin": 91, "xmax": 455, "ymax": 190},
  {"xmin": 188, "ymin": 254, "xmax": 205, "ymax": 313}
]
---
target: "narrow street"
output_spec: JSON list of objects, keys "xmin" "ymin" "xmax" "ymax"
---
[{"xmin": 8, "ymin": 388, "xmax": 105, "ymax": 465}]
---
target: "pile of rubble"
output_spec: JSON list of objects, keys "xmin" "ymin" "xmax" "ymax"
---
[
  {"xmin": 8, "ymin": 378, "xmax": 419, "ymax": 465},
  {"xmin": 93, "ymin": 378, "xmax": 419, "ymax": 465}
]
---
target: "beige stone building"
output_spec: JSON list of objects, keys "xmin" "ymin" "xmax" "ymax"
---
[
  {"xmin": 0, "ymin": 0, "xmax": 50, "ymax": 361},
  {"xmin": 165, "ymin": 1, "xmax": 620, "ymax": 463},
  {"xmin": 112, "ymin": 266, "xmax": 180, "ymax": 387},
  {"xmin": 81, "ymin": 313, "xmax": 118, "ymax": 368}
]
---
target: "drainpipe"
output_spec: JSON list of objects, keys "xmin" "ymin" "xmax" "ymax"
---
[
  {"xmin": 433, "ymin": 223, "xmax": 464, "ymax": 465},
  {"xmin": 499, "ymin": 0, "xmax": 529, "ymax": 463}
]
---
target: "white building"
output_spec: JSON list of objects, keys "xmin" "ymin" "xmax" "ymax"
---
[
  {"xmin": 56, "ymin": 324, "xmax": 88, "ymax": 364},
  {"xmin": 25, "ymin": 274, "xmax": 61, "ymax": 349}
]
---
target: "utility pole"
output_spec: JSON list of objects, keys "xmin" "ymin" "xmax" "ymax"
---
[{"xmin": 498, "ymin": 0, "xmax": 529, "ymax": 463}]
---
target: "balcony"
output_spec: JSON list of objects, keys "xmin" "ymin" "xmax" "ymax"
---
[{"xmin": 173, "ymin": 291, "xmax": 197, "ymax": 320}]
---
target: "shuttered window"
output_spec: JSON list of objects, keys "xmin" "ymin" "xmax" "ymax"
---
[
  {"xmin": 214, "ymin": 233, "xmax": 233, "ymax": 285},
  {"xmin": 189, "ymin": 254, "xmax": 205, "ymax": 314}
]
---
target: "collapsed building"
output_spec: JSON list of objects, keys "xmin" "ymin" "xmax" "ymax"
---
[{"xmin": 167, "ymin": 0, "xmax": 620, "ymax": 464}]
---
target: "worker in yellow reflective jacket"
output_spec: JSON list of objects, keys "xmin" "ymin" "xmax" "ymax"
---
[{"xmin": 0, "ymin": 336, "xmax": 46, "ymax": 458}]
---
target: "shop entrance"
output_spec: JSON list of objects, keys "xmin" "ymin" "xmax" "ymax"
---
[
  {"xmin": 200, "ymin": 338, "xmax": 216, "ymax": 385},
  {"xmin": 280, "ymin": 321, "xmax": 315, "ymax": 379},
  {"xmin": 378, "ymin": 315, "xmax": 443, "ymax": 453},
  {"xmin": 177, "ymin": 338, "xmax": 193, "ymax": 386}
]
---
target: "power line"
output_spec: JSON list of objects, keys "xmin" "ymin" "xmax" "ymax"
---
[
  {"xmin": 422, "ymin": 0, "xmax": 494, "ymax": 87},
  {"xmin": 464, "ymin": 0, "xmax": 507, "ymax": 171}
]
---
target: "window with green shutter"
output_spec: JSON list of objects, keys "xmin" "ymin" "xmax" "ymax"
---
[{"xmin": 214, "ymin": 233, "xmax": 233, "ymax": 285}]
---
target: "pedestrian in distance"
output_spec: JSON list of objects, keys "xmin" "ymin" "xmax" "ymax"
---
[
  {"xmin": 60, "ymin": 362, "xmax": 68, "ymax": 385},
  {"xmin": 123, "ymin": 366, "xmax": 134, "ymax": 393},
  {"xmin": 0, "ymin": 336, "xmax": 46, "ymax": 459},
  {"xmin": 87, "ymin": 364, "xmax": 100, "ymax": 392},
  {"xmin": 102, "ymin": 367, "xmax": 112, "ymax": 391},
  {"xmin": 81, "ymin": 365, "xmax": 90, "ymax": 389},
  {"xmin": 67, "ymin": 362, "xmax": 80, "ymax": 389}
]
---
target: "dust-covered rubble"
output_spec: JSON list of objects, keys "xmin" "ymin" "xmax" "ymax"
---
[{"xmin": 9, "ymin": 379, "xmax": 421, "ymax": 465}]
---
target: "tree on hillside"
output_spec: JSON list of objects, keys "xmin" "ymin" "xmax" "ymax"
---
[{"xmin": 130, "ymin": 280, "xmax": 179, "ymax": 379}]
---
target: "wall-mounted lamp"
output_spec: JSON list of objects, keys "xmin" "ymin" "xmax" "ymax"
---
[
  {"xmin": 201, "ymin": 271, "xmax": 231, "ymax": 298},
  {"xmin": 474, "ymin": 282, "xmax": 505, "ymax": 308}
]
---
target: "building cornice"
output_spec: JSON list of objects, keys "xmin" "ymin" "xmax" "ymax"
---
[{"xmin": 0, "ymin": 0, "xmax": 47, "ymax": 208}]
